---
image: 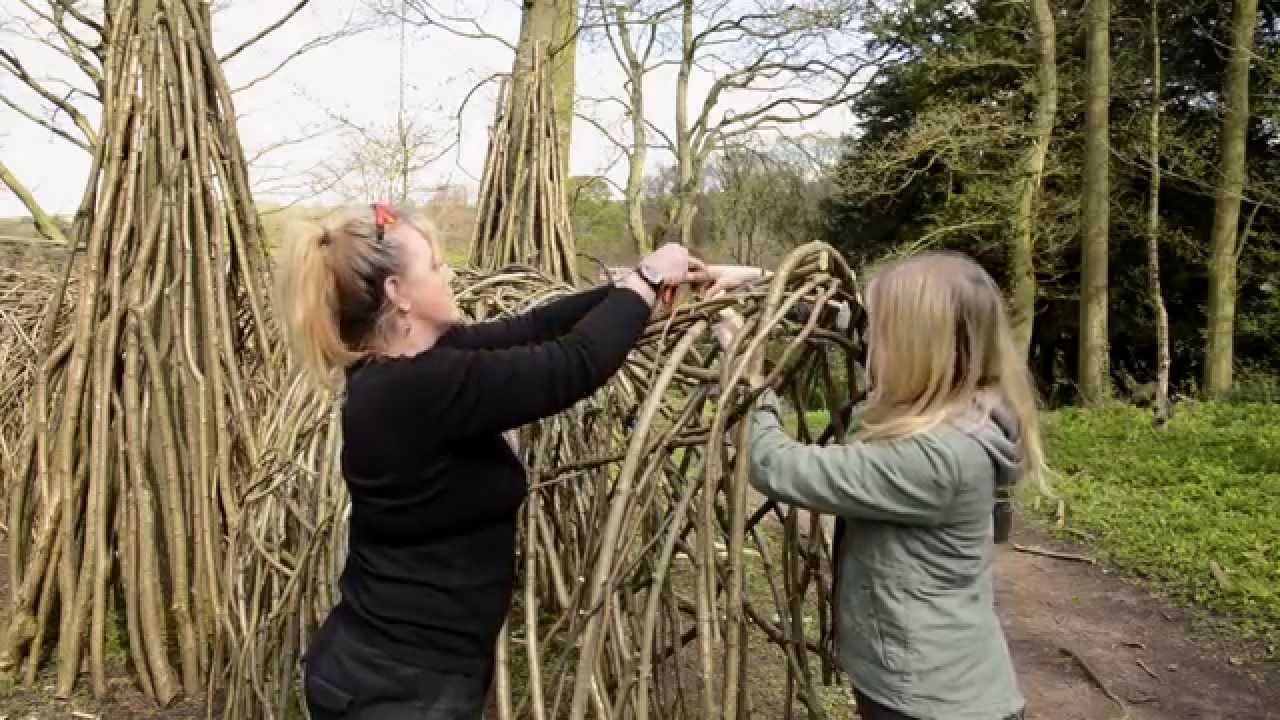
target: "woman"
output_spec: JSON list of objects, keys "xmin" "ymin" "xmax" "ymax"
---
[
  {"xmin": 277, "ymin": 203, "xmax": 698, "ymax": 719},
  {"xmin": 710, "ymin": 252, "xmax": 1042, "ymax": 720}
]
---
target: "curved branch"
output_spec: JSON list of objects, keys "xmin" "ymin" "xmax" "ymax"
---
[
  {"xmin": 0, "ymin": 159, "xmax": 70, "ymax": 245},
  {"xmin": 0, "ymin": 48, "xmax": 98, "ymax": 148},
  {"xmin": 48, "ymin": 0, "xmax": 104, "ymax": 38},
  {"xmin": 219, "ymin": 0, "xmax": 312, "ymax": 63},
  {"xmin": 231, "ymin": 20, "xmax": 371, "ymax": 94},
  {"xmin": 0, "ymin": 93, "xmax": 91, "ymax": 152},
  {"xmin": 383, "ymin": 0, "xmax": 517, "ymax": 51}
]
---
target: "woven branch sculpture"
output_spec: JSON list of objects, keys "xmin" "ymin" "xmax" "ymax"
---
[{"xmin": 220, "ymin": 246, "xmax": 865, "ymax": 720}]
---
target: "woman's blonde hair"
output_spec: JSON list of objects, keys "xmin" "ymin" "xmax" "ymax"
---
[
  {"xmin": 275, "ymin": 204, "xmax": 441, "ymax": 383},
  {"xmin": 857, "ymin": 252, "xmax": 1047, "ymax": 490}
]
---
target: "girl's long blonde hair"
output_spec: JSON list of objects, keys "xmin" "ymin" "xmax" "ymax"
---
[
  {"xmin": 857, "ymin": 252, "xmax": 1047, "ymax": 490},
  {"xmin": 275, "ymin": 204, "xmax": 441, "ymax": 384}
]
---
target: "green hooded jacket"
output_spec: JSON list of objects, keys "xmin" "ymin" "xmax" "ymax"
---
[{"xmin": 748, "ymin": 390, "xmax": 1024, "ymax": 720}]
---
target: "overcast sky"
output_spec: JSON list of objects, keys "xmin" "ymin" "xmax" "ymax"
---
[{"xmin": 0, "ymin": 0, "xmax": 854, "ymax": 218}]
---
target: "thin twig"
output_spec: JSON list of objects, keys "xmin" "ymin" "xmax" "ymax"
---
[
  {"xmin": 1013, "ymin": 544, "xmax": 1097, "ymax": 564},
  {"xmin": 1061, "ymin": 646, "xmax": 1131, "ymax": 719}
]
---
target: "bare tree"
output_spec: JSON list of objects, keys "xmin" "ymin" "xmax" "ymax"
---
[
  {"xmin": 516, "ymin": 0, "xmax": 579, "ymax": 177},
  {"xmin": 384, "ymin": 0, "xmax": 580, "ymax": 177},
  {"xmin": 581, "ymin": 0, "xmax": 886, "ymax": 257},
  {"xmin": 307, "ymin": 9, "xmax": 451, "ymax": 205},
  {"xmin": 665, "ymin": 1, "xmax": 885, "ymax": 250},
  {"xmin": 0, "ymin": 2, "xmax": 104, "ymax": 230},
  {"xmin": 707, "ymin": 135, "xmax": 835, "ymax": 265},
  {"xmin": 581, "ymin": 0, "xmax": 682, "ymax": 254}
]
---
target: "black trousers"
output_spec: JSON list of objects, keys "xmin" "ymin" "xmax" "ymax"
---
[
  {"xmin": 303, "ymin": 611, "xmax": 492, "ymax": 719},
  {"xmin": 854, "ymin": 689, "xmax": 1026, "ymax": 720}
]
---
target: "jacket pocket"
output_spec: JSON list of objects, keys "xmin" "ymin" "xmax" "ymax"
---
[
  {"xmin": 870, "ymin": 584, "xmax": 911, "ymax": 674},
  {"xmin": 841, "ymin": 576, "xmax": 912, "ymax": 679}
]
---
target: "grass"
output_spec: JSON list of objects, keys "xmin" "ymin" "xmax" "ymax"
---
[{"xmin": 1040, "ymin": 401, "xmax": 1280, "ymax": 645}]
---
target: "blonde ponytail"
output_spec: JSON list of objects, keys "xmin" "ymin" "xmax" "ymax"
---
[
  {"xmin": 277, "ymin": 219, "xmax": 360, "ymax": 385},
  {"xmin": 275, "ymin": 205, "xmax": 417, "ymax": 385}
]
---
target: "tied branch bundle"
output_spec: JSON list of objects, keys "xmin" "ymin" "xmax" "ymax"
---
[
  {"xmin": 0, "ymin": 0, "xmax": 277, "ymax": 707},
  {"xmin": 470, "ymin": 49, "xmax": 578, "ymax": 285}
]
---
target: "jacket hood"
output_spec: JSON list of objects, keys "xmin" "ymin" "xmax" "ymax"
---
[{"xmin": 959, "ymin": 401, "xmax": 1022, "ymax": 489}]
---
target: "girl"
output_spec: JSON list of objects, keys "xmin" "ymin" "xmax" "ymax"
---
[
  {"xmin": 710, "ymin": 252, "xmax": 1041, "ymax": 720},
  {"xmin": 277, "ymin": 203, "xmax": 698, "ymax": 719}
]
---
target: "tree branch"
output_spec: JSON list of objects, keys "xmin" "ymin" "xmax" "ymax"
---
[
  {"xmin": 0, "ymin": 47, "xmax": 98, "ymax": 148},
  {"xmin": 220, "ymin": 0, "xmax": 312, "ymax": 63},
  {"xmin": 0, "ymin": 91, "xmax": 91, "ymax": 151},
  {"xmin": 380, "ymin": 0, "xmax": 517, "ymax": 51},
  {"xmin": 0, "ymin": 158, "xmax": 70, "ymax": 245},
  {"xmin": 231, "ymin": 19, "xmax": 372, "ymax": 94},
  {"xmin": 48, "ymin": 0, "xmax": 104, "ymax": 38}
]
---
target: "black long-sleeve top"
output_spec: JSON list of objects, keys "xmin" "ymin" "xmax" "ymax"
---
[{"xmin": 335, "ymin": 283, "xmax": 650, "ymax": 671}]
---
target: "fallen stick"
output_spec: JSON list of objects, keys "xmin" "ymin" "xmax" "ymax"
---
[
  {"xmin": 1013, "ymin": 544, "xmax": 1096, "ymax": 564},
  {"xmin": 1065, "ymin": 527, "xmax": 1097, "ymax": 542},
  {"xmin": 1136, "ymin": 659, "xmax": 1161, "ymax": 682},
  {"xmin": 1060, "ymin": 646, "xmax": 1130, "ymax": 719}
]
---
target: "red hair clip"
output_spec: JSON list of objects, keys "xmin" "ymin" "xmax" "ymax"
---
[{"xmin": 372, "ymin": 202, "xmax": 397, "ymax": 242}]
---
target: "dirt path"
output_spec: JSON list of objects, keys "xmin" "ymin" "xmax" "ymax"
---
[{"xmin": 997, "ymin": 526, "xmax": 1279, "ymax": 720}]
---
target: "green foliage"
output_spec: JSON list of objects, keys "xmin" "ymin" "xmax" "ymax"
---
[
  {"xmin": 823, "ymin": 0, "xmax": 1280, "ymax": 398},
  {"xmin": 566, "ymin": 176, "xmax": 630, "ymax": 267},
  {"xmin": 1041, "ymin": 403, "xmax": 1280, "ymax": 644}
]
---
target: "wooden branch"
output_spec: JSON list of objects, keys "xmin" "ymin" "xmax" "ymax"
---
[
  {"xmin": 231, "ymin": 23, "xmax": 369, "ymax": 94},
  {"xmin": 44, "ymin": 1, "xmax": 103, "ymax": 84},
  {"xmin": 0, "ymin": 48, "xmax": 98, "ymax": 147},
  {"xmin": 48, "ymin": 0, "xmax": 105, "ymax": 38},
  {"xmin": 1061, "ymin": 647, "xmax": 1131, "ymax": 719},
  {"xmin": 1013, "ymin": 544, "xmax": 1097, "ymax": 565},
  {"xmin": 390, "ymin": 0, "xmax": 517, "ymax": 50},
  {"xmin": 0, "ymin": 159, "xmax": 70, "ymax": 246},
  {"xmin": 0, "ymin": 92, "xmax": 91, "ymax": 152},
  {"xmin": 220, "ymin": 0, "xmax": 312, "ymax": 63}
]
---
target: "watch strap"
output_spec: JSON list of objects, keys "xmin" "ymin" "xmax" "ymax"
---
[{"xmin": 635, "ymin": 263, "xmax": 663, "ymax": 292}]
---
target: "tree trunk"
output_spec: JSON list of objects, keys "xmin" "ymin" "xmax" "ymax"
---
[
  {"xmin": 513, "ymin": 0, "xmax": 578, "ymax": 180},
  {"xmin": 1148, "ymin": 0, "xmax": 1172, "ymax": 425},
  {"xmin": 549, "ymin": 1, "xmax": 577, "ymax": 178},
  {"xmin": 1204, "ymin": 0, "xmax": 1259, "ymax": 397},
  {"xmin": 1011, "ymin": 0, "xmax": 1058, "ymax": 358},
  {"xmin": 665, "ymin": 0, "xmax": 697, "ymax": 249},
  {"xmin": 1079, "ymin": 0, "xmax": 1111, "ymax": 406},
  {"xmin": 614, "ymin": 4, "xmax": 650, "ymax": 254}
]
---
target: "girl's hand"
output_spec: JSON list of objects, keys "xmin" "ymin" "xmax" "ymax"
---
[
  {"xmin": 692, "ymin": 264, "xmax": 767, "ymax": 299},
  {"xmin": 713, "ymin": 308, "xmax": 746, "ymax": 350}
]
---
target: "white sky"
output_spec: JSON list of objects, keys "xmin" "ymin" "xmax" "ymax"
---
[{"xmin": 0, "ymin": 0, "xmax": 855, "ymax": 217}]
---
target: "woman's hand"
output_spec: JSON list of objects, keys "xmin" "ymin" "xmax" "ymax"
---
[
  {"xmin": 617, "ymin": 243, "xmax": 705, "ymax": 306},
  {"xmin": 692, "ymin": 264, "xmax": 767, "ymax": 299},
  {"xmin": 642, "ymin": 242, "xmax": 699, "ymax": 285},
  {"xmin": 713, "ymin": 309, "xmax": 768, "ymax": 389}
]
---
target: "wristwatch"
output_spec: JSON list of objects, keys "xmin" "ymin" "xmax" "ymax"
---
[{"xmin": 634, "ymin": 263, "xmax": 664, "ymax": 293}]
